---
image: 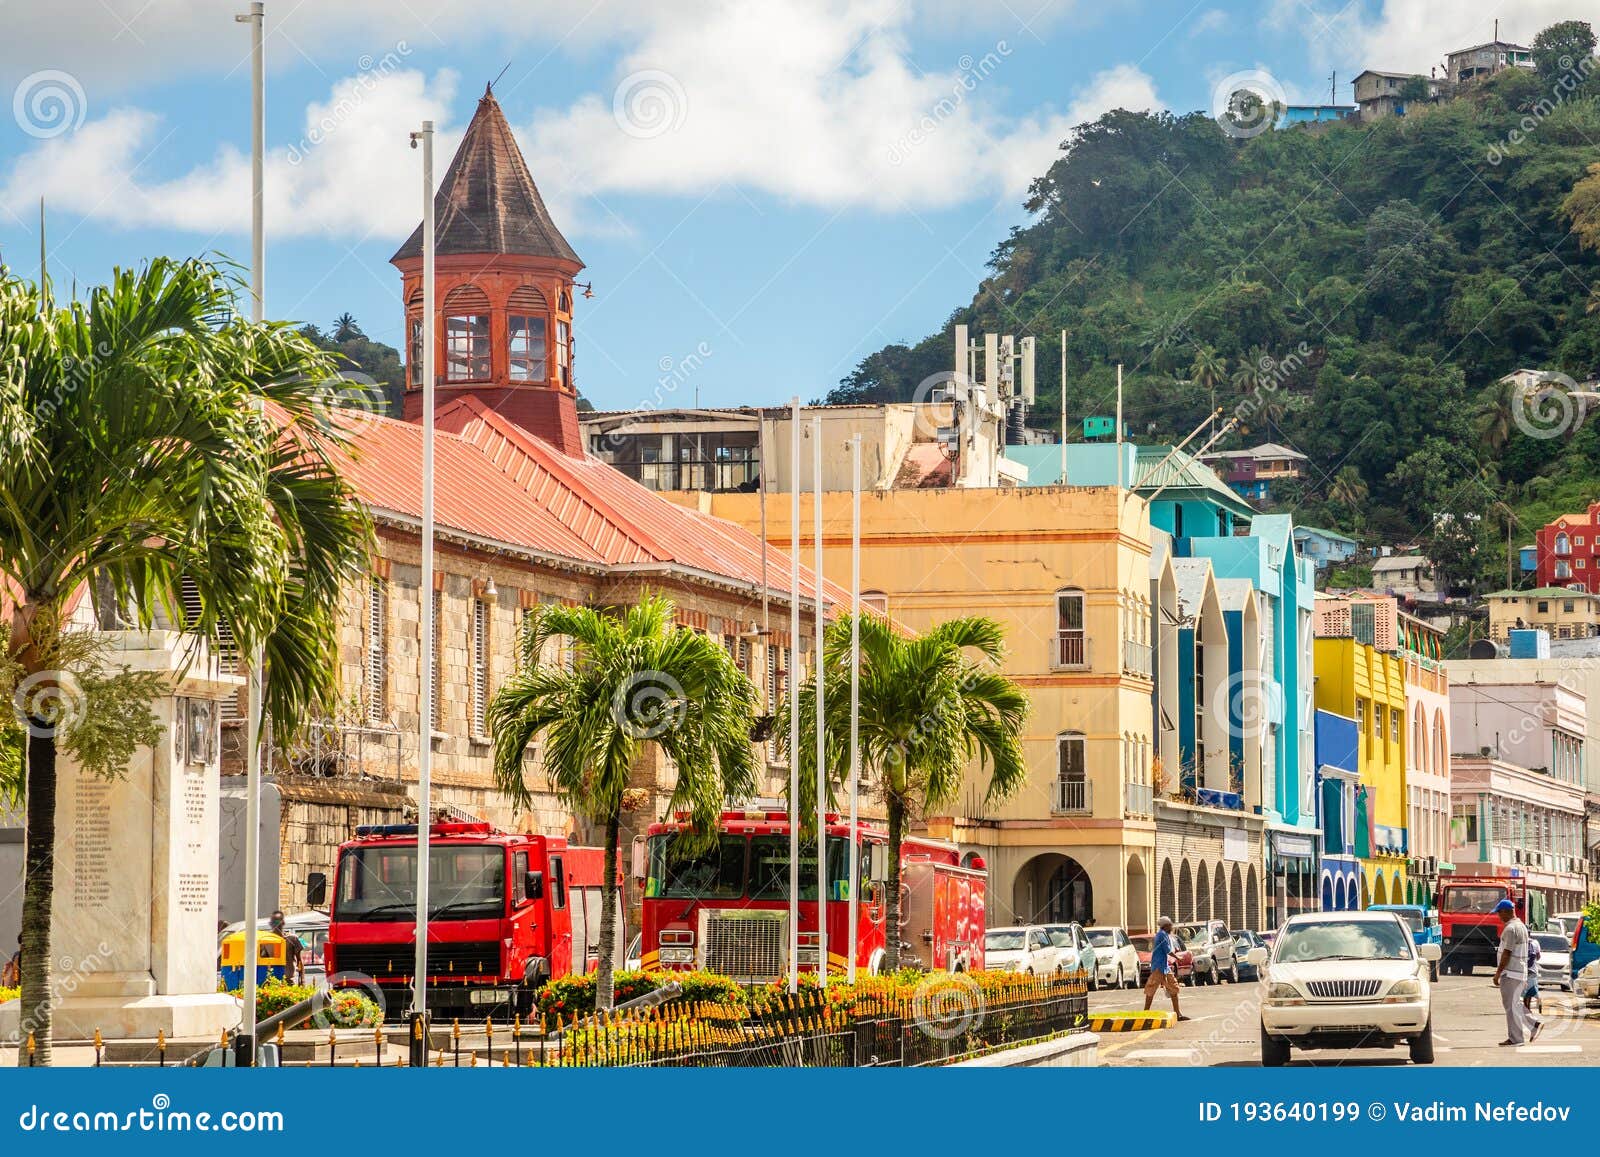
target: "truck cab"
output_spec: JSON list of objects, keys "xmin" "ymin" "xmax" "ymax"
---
[
  {"xmin": 323, "ymin": 822, "xmax": 621, "ymax": 1020},
  {"xmin": 1436, "ymin": 876, "xmax": 1525, "ymax": 976}
]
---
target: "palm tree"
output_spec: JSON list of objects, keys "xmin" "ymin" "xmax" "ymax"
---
[
  {"xmin": 331, "ymin": 312, "xmax": 364, "ymax": 342},
  {"xmin": 1188, "ymin": 345, "xmax": 1228, "ymax": 428},
  {"xmin": 488, "ymin": 596, "xmax": 757, "ymax": 1009},
  {"xmin": 1327, "ymin": 466, "xmax": 1369, "ymax": 527},
  {"xmin": 0, "ymin": 259, "xmax": 374, "ymax": 1063},
  {"xmin": 1472, "ymin": 376, "xmax": 1521, "ymax": 455},
  {"xmin": 781, "ymin": 614, "xmax": 1028, "ymax": 973}
]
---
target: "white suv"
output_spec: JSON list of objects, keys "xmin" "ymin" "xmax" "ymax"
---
[
  {"xmin": 1250, "ymin": 911, "xmax": 1440, "ymax": 1066},
  {"xmin": 983, "ymin": 926, "xmax": 1058, "ymax": 974}
]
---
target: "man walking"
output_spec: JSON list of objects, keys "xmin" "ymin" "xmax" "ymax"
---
[
  {"xmin": 1143, "ymin": 916, "xmax": 1189, "ymax": 1021},
  {"xmin": 1491, "ymin": 898, "xmax": 1541, "ymax": 1046}
]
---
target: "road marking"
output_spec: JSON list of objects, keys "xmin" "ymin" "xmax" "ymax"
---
[{"xmin": 1124, "ymin": 1048, "xmax": 1199, "ymax": 1061}]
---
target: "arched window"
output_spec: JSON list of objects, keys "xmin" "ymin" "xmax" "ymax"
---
[
  {"xmin": 860, "ymin": 590, "xmax": 888, "ymax": 615},
  {"xmin": 407, "ymin": 288, "xmax": 424, "ymax": 386},
  {"xmin": 1413, "ymin": 706, "xmax": 1427, "ymax": 774},
  {"xmin": 1053, "ymin": 588, "xmax": 1086, "ymax": 668},
  {"xmin": 1555, "ymin": 532, "xmax": 1571, "ymax": 554},
  {"xmin": 507, "ymin": 285, "xmax": 548, "ymax": 382},
  {"xmin": 443, "ymin": 285, "xmax": 492, "ymax": 382}
]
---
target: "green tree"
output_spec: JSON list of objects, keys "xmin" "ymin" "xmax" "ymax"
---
[
  {"xmin": 0, "ymin": 259, "xmax": 374, "ymax": 1063},
  {"xmin": 1531, "ymin": 20, "xmax": 1597, "ymax": 82},
  {"xmin": 331, "ymin": 311, "xmax": 364, "ymax": 341},
  {"xmin": 487, "ymin": 596, "xmax": 757, "ymax": 1009},
  {"xmin": 779, "ymin": 614, "xmax": 1027, "ymax": 972},
  {"xmin": 1188, "ymin": 344, "xmax": 1228, "ymax": 419}
]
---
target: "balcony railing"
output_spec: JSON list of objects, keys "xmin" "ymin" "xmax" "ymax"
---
[
  {"xmin": 1054, "ymin": 631, "xmax": 1088, "ymax": 669},
  {"xmin": 1124, "ymin": 781, "xmax": 1154, "ymax": 817},
  {"xmin": 1051, "ymin": 778, "xmax": 1091, "ymax": 815},
  {"xmin": 1122, "ymin": 640, "xmax": 1153, "ymax": 679}
]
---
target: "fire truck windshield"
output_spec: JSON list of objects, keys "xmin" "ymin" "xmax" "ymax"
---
[
  {"xmin": 646, "ymin": 835, "xmax": 745, "ymax": 899},
  {"xmin": 644, "ymin": 833, "xmax": 855, "ymax": 900},
  {"xmin": 1441, "ymin": 886, "xmax": 1508, "ymax": 914},
  {"xmin": 334, "ymin": 844, "xmax": 505, "ymax": 921}
]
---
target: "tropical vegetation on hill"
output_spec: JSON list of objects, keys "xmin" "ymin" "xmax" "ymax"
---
[{"xmin": 827, "ymin": 21, "xmax": 1600, "ymax": 594}]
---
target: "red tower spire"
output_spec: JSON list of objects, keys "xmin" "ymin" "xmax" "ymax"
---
[{"xmin": 391, "ymin": 87, "xmax": 585, "ymax": 455}]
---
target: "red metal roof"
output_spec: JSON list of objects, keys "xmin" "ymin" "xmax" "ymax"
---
[{"xmin": 342, "ymin": 399, "xmax": 845, "ymax": 606}]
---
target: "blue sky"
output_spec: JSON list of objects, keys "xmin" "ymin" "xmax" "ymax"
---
[{"xmin": 0, "ymin": 0, "xmax": 1575, "ymax": 410}]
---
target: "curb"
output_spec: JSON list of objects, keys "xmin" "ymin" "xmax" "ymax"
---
[{"xmin": 1088, "ymin": 1011, "xmax": 1173, "ymax": 1032}]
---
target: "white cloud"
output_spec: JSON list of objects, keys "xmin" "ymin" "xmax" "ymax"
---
[
  {"xmin": 3, "ymin": 69, "xmax": 461, "ymax": 239},
  {"xmin": 1191, "ymin": 9, "xmax": 1230, "ymax": 37},
  {"xmin": 1292, "ymin": 0, "xmax": 1574, "ymax": 74},
  {"xmin": 1, "ymin": 0, "xmax": 1160, "ymax": 235}
]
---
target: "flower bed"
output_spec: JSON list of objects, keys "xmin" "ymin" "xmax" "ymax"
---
[
  {"xmin": 536, "ymin": 969, "xmax": 746, "ymax": 1020},
  {"xmin": 220, "ymin": 979, "xmax": 383, "ymax": 1028},
  {"xmin": 0, "ymin": 986, "xmax": 17, "ymax": 1004}
]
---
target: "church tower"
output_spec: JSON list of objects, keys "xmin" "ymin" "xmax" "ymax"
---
[{"xmin": 391, "ymin": 86, "xmax": 585, "ymax": 454}]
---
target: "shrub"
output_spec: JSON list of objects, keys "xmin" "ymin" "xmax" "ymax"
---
[
  {"xmin": 537, "ymin": 969, "xmax": 748, "ymax": 1019},
  {"xmin": 222, "ymin": 980, "xmax": 382, "ymax": 1028}
]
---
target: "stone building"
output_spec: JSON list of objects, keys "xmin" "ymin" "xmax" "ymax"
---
[{"xmin": 228, "ymin": 88, "xmax": 836, "ymax": 914}]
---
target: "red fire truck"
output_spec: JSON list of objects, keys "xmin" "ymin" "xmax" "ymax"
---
[
  {"xmin": 1436, "ymin": 874, "xmax": 1537, "ymax": 975},
  {"xmin": 321, "ymin": 821, "xmax": 622, "ymax": 1019},
  {"xmin": 638, "ymin": 810, "xmax": 985, "ymax": 980}
]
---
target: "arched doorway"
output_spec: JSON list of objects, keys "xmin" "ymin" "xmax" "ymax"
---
[
  {"xmin": 1230, "ymin": 865, "xmax": 1244, "ymax": 926},
  {"xmin": 1178, "ymin": 861, "xmax": 1194, "ymax": 923},
  {"xmin": 1159, "ymin": 859, "xmax": 1176, "ymax": 924},
  {"xmin": 1126, "ymin": 855, "xmax": 1150, "ymax": 933},
  {"xmin": 1392, "ymin": 872, "xmax": 1404, "ymax": 906},
  {"xmin": 1373, "ymin": 873, "xmax": 1388, "ymax": 906},
  {"xmin": 1246, "ymin": 866, "xmax": 1260, "ymax": 928},
  {"xmin": 1213, "ymin": 869, "xmax": 1228, "ymax": 927},
  {"xmin": 1196, "ymin": 862, "xmax": 1211, "ymax": 923},
  {"xmin": 1358, "ymin": 873, "xmax": 1369, "ymax": 909},
  {"xmin": 1010, "ymin": 853, "xmax": 1094, "ymax": 926},
  {"xmin": 1321, "ymin": 872, "xmax": 1334, "ymax": 912},
  {"xmin": 1334, "ymin": 876, "xmax": 1347, "ymax": 911}
]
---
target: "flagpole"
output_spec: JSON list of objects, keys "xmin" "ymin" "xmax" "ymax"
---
[
  {"xmin": 408, "ymin": 119, "xmax": 437, "ymax": 1056},
  {"xmin": 1059, "ymin": 330, "xmax": 1067, "ymax": 483},
  {"xmin": 847, "ymin": 434, "xmax": 862, "ymax": 984},
  {"xmin": 233, "ymin": 0, "xmax": 264, "ymax": 1068},
  {"xmin": 812, "ymin": 416, "xmax": 827, "ymax": 986},
  {"xmin": 788, "ymin": 397, "xmax": 801, "ymax": 992}
]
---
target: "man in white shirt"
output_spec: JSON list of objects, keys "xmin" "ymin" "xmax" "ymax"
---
[{"xmin": 1491, "ymin": 898, "xmax": 1541, "ymax": 1045}]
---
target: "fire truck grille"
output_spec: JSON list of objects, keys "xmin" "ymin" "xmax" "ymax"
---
[
  {"xmin": 334, "ymin": 941, "xmax": 501, "ymax": 981},
  {"xmin": 702, "ymin": 911, "xmax": 786, "ymax": 981},
  {"xmin": 1305, "ymin": 979, "xmax": 1381, "ymax": 1000}
]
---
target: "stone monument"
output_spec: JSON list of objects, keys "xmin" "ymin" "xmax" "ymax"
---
[{"xmin": 1, "ymin": 629, "xmax": 242, "ymax": 1042}]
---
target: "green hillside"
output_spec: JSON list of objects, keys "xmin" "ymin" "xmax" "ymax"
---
[{"xmin": 827, "ymin": 27, "xmax": 1600, "ymax": 594}]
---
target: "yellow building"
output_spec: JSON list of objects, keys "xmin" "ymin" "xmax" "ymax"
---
[
  {"xmin": 684, "ymin": 484, "xmax": 1160, "ymax": 932},
  {"xmin": 1314, "ymin": 636, "xmax": 1409, "ymax": 905}
]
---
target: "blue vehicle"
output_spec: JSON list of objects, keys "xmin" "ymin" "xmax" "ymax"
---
[
  {"xmin": 1368, "ymin": 904, "xmax": 1441, "ymax": 979},
  {"xmin": 1572, "ymin": 914, "xmax": 1598, "ymax": 996},
  {"xmin": 1231, "ymin": 929, "xmax": 1267, "ymax": 982}
]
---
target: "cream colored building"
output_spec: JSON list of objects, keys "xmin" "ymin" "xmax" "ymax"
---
[
  {"xmin": 1484, "ymin": 588, "xmax": 1600, "ymax": 642},
  {"xmin": 683, "ymin": 483, "xmax": 1160, "ymax": 931}
]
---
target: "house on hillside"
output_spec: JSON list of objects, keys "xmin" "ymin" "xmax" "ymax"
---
[
  {"xmin": 1294, "ymin": 526, "xmax": 1359, "ymax": 571},
  {"xmin": 1446, "ymin": 39, "xmax": 1533, "ymax": 85},
  {"xmin": 1372, "ymin": 554, "xmax": 1437, "ymax": 599},
  {"xmin": 1199, "ymin": 442, "xmax": 1308, "ymax": 503},
  {"xmin": 1351, "ymin": 70, "xmax": 1447, "ymax": 121}
]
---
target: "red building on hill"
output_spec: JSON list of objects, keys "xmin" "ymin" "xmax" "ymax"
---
[{"xmin": 1534, "ymin": 502, "xmax": 1600, "ymax": 592}]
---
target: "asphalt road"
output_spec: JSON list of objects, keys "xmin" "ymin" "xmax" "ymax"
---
[{"xmin": 1089, "ymin": 970, "xmax": 1600, "ymax": 1067}]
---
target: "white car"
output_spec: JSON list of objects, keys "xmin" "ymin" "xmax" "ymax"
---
[
  {"xmin": 984, "ymin": 926, "xmax": 1059, "ymax": 974},
  {"xmin": 1250, "ymin": 910, "xmax": 1439, "ymax": 1067},
  {"xmin": 1534, "ymin": 931, "xmax": 1573, "ymax": 992},
  {"xmin": 1085, "ymin": 926, "xmax": 1141, "ymax": 989},
  {"xmin": 1577, "ymin": 958, "xmax": 1600, "ymax": 1002},
  {"xmin": 1041, "ymin": 923, "xmax": 1097, "ymax": 983}
]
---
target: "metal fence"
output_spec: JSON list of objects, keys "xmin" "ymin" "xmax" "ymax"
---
[{"xmin": 54, "ymin": 973, "xmax": 1089, "ymax": 1070}]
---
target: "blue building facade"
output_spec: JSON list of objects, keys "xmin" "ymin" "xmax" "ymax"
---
[{"xmin": 1314, "ymin": 708, "xmax": 1361, "ymax": 910}]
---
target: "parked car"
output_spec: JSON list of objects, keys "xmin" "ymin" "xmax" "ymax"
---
[
  {"xmin": 1130, "ymin": 932, "xmax": 1195, "ymax": 985},
  {"xmin": 1547, "ymin": 911, "xmax": 1586, "ymax": 938},
  {"xmin": 1041, "ymin": 923, "xmax": 1097, "ymax": 985},
  {"xmin": 1250, "ymin": 911, "xmax": 1439, "ymax": 1067},
  {"xmin": 983, "ymin": 926, "xmax": 1059, "ymax": 974},
  {"xmin": 1534, "ymin": 931, "xmax": 1572, "ymax": 992},
  {"xmin": 1368, "ymin": 904, "xmax": 1442, "ymax": 980},
  {"xmin": 1231, "ymin": 929, "xmax": 1267, "ymax": 982},
  {"xmin": 1179, "ymin": 920, "xmax": 1237, "ymax": 984},
  {"xmin": 1085, "ymin": 926, "xmax": 1142, "ymax": 990}
]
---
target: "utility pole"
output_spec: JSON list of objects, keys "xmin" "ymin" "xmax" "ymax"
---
[{"xmin": 233, "ymin": 0, "xmax": 264, "ymax": 1069}]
